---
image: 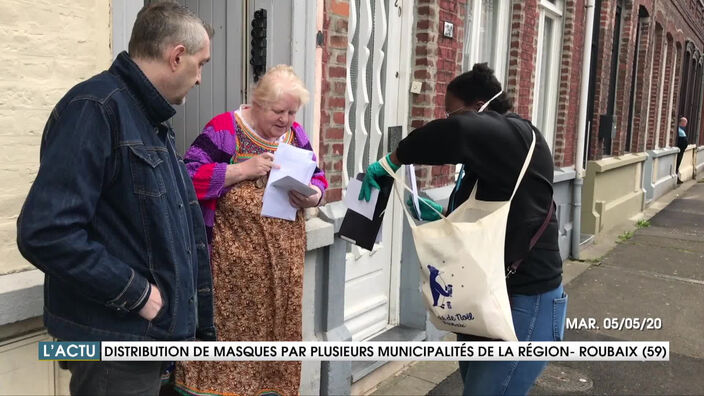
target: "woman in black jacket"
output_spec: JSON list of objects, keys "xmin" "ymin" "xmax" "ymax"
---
[{"xmin": 360, "ymin": 63, "xmax": 568, "ymax": 395}]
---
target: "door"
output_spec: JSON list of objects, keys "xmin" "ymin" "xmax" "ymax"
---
[
  {"xmin": 167, "ymin": 1, "xmax": 312, "ymax": 154},
  {"xmin": 162, "ymin": 0, "xmax": 246, "ymax": 154},
  {"xmin": 342, "ymin": 0, "xmax": 413, "ymax": 341}
]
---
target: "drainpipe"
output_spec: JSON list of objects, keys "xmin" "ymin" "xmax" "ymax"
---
[{"xmin": 571, "ymin": 0, "xmax": 596, "ymax": 260}]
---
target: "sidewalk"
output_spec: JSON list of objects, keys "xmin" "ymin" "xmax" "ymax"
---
[{"xmin": 363, "ymin": 178, "xmax": 704, "ymax": 395}]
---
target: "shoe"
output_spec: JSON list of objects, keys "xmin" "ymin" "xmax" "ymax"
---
[{"xmin": 677, "ymin": 179, "xmax": 683, "ymax": 184}]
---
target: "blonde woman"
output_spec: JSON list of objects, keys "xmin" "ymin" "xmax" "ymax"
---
[{"xmin": 174, "ymin": 65, "xmax": 327, "ymax": 396}]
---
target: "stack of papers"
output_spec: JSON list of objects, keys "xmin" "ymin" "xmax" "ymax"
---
[
  {"xmin": 271, "ymin": 175, "xmax": 317, "ymax": 197},
  {"xmin": 261, "ymin": 143, "xmax": 317, "ymax": 221},
  {"xmin": 339, "ymin": 173, "xmax": 394, "ymax": 250},
  {"xmin": 343, "ymin": 178, "xmax": 379, "ymax": 221}
]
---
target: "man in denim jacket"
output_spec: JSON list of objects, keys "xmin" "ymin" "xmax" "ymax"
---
[{"xmin": 17, "ymin": 2, "xmax": 215, "ymax": 394}]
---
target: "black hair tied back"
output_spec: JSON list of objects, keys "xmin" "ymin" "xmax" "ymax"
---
[{"xmin": 447, "ymin": 63, "xmax": 513, "ymax": 114}]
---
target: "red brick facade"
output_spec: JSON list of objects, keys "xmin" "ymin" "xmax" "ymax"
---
[
  {"xmin": 645, "ymin": 22, "xmax": 663, "ymax": 151},
  {"xmin": 408, "ymin": 0, "xmax": 467, "ymax": 189},
  {"xmin": 588, "ymin": 0, "xmax": 704, "ymax": 159},
  {"xmin": 554, "ymin": 0, "xmax": 586, "ymax": 167},
  {"xmin": 507, "ymin": 1, "xmax": 539, "ymax": 120},
  {"xmin": 629, "ymin": 12, "xmax": 650, "ymax": 154},
  {"xmin": 658, "ymin": 34, "xmax": 675, "ymax": 149},
  {"xmin": 317, "ymin": 0, "xmax": 704, "ymax": 202},
  {"xmin": 408, "ymin": 0, "xmax": 587, "ymax": 188},
  {"xmin": 319, "ymin": 0, "xmax": 349, "ymax": 203}
]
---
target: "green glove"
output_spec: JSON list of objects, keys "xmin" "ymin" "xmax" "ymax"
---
[
  {"xmin": 358, "ymin": 154, "xmax": 400, "ymax": 201},
  {"xmin": 406, "ymin": 195, "xmax": 443, "ymax": 221}
]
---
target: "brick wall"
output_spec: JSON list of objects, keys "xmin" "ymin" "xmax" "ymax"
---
[
  {"xmin": 317, "ymin": 0, "xmax": 704, "ymax": 195},
  {"xmin": 407, "ymin": 0, "xmax": 587, "ymax": 172},
  {"xmin": 318, "ymin": 0, "xmax": 471, "ymax": 197},
  {"xmin": 611, "ymin": 2, "xmax": 636, "ymax": 155},
  {"xmin": 588, "ymin": 0, "xmax": 704, "ymax": 158},
  {"xmin": 631, "ymin": 16, "xmax": 653, "ymax": 153},
  {"xmin": 318, "ymin": 0, "xmax": 349, "ymax": 203},
  {"xmin": 0, "ymin": 0, "xmax": 111, "ymax": 275},
  {"xmin": 658, "ymin": 35, "xmax": 674, "ymax": 148},
  {"xmin": 682, "ymin": 54, "xmax": 701, "ymax": 128},
  {"xmin": 409, "ymin": 0, "xmax": 589, "ymax": 182},
  {"xmin": 670, "ymin": 41, "xmax": 684, "ymax": 147},
  {"xmin": 653, "ymin": 17, "xmax": 672, "ymax": 149},
  {"xmin": 588, "ymin": 0, "xmax": 616, "ymax": 159},
  {"xmin": 553, "ymin": 0, "xmax": 586, "ymax": 167},
  {"xmin": 645, "ymin": 24, "xmax": 665, "ymax": 151},
  {"xmin": 507, "ymin": 1, "xmax": 539, "ymax": 119},
  {"xmin": 408, "ymin": 0, "xmax": 466, "ymax": 189}
]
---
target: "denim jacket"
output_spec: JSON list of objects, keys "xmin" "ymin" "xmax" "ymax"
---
[{"xmin": 17, "ymin": 52, "xmax": 215, "ymax": 341}]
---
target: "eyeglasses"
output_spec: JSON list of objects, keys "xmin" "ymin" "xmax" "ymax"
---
[{"xmin": 444, "ymin": 106, "xmax": 467, "ymax": 118}]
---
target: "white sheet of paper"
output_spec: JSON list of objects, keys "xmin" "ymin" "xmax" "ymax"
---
[
  {"xmin": 270, "ymin": 143, "xmax": 315, "ymax": 182},
  {"xmin": 406, "ymin": 164, "xmax": 422, "ymax": 219},
  {"xmin": 272, "ymin": 175, "xmax": 317, "ymax": 196},
  {"xmin": 343, "ymin": 178, "xmax": 380, "ymax": 221},
  {"xmin": 261, "ymin": 143, "xmax": 317, "ymax": 221}
]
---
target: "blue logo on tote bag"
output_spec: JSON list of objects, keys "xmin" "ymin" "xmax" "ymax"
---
[{"xmin": 428, "ymin": 265, "xmax": 453, "ymax": 309}]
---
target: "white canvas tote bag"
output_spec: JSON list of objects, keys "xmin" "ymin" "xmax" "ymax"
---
[{"xmin": 380, "ymin": 125, "xmax": 536, "ymax": 341}]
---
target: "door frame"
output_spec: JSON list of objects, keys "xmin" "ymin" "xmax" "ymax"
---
[
  {"xmin": 111, "ymin": 0, "xmax": 142, "ymax": 58},
  {"xmin": 386, "ymin": 0, "xmax": 414, "ymax": 327}
]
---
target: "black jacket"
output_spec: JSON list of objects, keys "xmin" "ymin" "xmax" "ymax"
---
[{"xmin": 17, "ymin": 52, "xmax": 215, "ymax": 341}]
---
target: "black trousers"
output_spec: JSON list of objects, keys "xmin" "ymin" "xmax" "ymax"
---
[
  {"xmin": 64, "ymin": 361, "xmax": 166, "ymax": 396},
  {"xmin": 676, "ymin": 136, "xmax": 689, "ymax": 177}
]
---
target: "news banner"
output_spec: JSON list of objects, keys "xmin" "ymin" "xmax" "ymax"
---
[{"xmin": 38, "ymin": 341, "xmax": 668, "ymax": 362}]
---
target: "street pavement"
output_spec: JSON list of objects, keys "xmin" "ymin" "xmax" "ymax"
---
[{"xmin": 370, "ymin": 180, "xmax": 704, "ymax": 395}]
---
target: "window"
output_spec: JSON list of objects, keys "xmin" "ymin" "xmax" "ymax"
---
[
  {"xmin": 462, "ymin": 0, "xmax": 511, "ymax": 84},
  {"xmin": 532, "ymin": 0, "xmax": 564, "ymax": 151},
  {"xmin": 664, "ymin": 43, "xmax": 679, "ymax": 147},
  {"xmin": 626, "ymin": 8, "xmax": 647, "ymax": 152},
  {"xmin": 654, "ymin": 29, "xmax": 667, "ymax": 149},
  {"xmin": 458, "ymin": 1, "xmax": 512, "ymax": 179}
]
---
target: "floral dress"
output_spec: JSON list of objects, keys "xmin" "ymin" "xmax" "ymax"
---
[{"xmin": 175, "ymin": 110, "xmax": 327, "ymax": 396}]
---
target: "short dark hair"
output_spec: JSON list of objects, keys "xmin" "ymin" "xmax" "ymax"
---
[
  {"xmin": 447, "ymin": 63, "xmax": 513, "ymax": 113},
  {"xmin": 128, "ymin": 1, "xmax": 214, "ymax": 60}
]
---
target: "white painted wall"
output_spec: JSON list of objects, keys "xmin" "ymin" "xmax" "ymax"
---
[
  {"xmin": 0, "ymin": 2, "xmax": 111, "ymax": 391},
  {"xmin": 0, "ymin": 0, "xmax": 112, "ymax": 276}
]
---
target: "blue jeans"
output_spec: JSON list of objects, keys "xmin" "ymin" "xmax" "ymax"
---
[
  {"xmin": 457, "ymin": 284, "xmax": 568, "ymax": 396},
  {"xmin": 65, "ymin": 361, "xmax": 167, "ymax": 396}
]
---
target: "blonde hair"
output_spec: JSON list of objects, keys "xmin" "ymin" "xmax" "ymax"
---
[{"xmin": 252, "ymin": 65, "xmax": 310, "ymax": 107}]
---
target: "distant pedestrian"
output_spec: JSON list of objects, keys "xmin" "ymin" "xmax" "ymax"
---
[{"xmin": 676, "ymin": 117, "xmax": 689, "ymax": 184}]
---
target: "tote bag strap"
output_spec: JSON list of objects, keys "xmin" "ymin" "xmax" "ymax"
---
[
  {"xmin": 406, "ymin": 164, "xmax": 423, "ymax": 219},
  {"xmin": 380, "ymin": 128, "xmax": 535, "ymax": 225},
  {"xmin": 509, "ymin": 128, "xmax": 537, "ymax": 201},
  {"xmin": 507, "ymin": 200, "xmax": 555, "ymax": 276},
  {"xmin": 451, "ymin": 91, "xmax": 531, "ymax": 206},
  {"xmin": 379, "ymin": 158, "xmax": 449, "ymax": 229},
  {"xmin": 460, "ymin": 127, "xmax": 535, "ymax": 205}
]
